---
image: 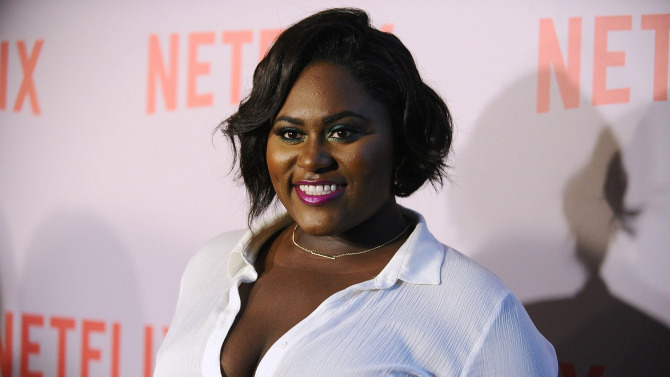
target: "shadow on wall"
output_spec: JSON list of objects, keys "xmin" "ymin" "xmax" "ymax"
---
[
  {"xmin": 447, "ymin": 71, "xmax": 605, "ymax": 300},
  {"xmin": 19, "ymin": 210, "xmax": 143, "ymax": 374},
  {"xmin": 446, "ymin": 72, "xmax": 670, "ymax": 376},
  {"xmin": 525, "ymin": 120, "xmax": 670, "ymax": 376},
  {"xmin": 600, "ymin": 103, "xmax": 670, "ymax": 324}
]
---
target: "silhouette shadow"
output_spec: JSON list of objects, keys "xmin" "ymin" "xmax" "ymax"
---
[
  {"xmin": 525, "ymin": 122, "xmax": 670, "ymax": 375},
  {"xmin": 600, "ymin": 103, "xmax": 670, "ymax": 324},
  {"xmin": 445, "ymin": 71, "xmax": 670, "ymax": 375},
  {"xmin": 445, "ymin": 72, "xmax": 603, "ymax": 300}
]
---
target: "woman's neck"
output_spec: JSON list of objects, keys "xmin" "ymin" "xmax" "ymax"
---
[{"xmin": 292, "ymin": 201, "xmax": 410, "ymax": 259}]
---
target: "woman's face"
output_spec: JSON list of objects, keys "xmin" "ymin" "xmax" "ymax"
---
[{"xmin": 266, "ymin": 62, "xmax": 396, "ymax": 236}]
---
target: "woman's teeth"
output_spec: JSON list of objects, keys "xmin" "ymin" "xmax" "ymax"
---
[{"xmin": 298, "ymin": 184, "xmax": 342, "ymax": 196}]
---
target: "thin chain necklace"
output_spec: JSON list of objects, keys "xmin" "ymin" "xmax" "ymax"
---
[{"xmin": 291, "ymin": 223, "xmax": 413, "ymax": 260}]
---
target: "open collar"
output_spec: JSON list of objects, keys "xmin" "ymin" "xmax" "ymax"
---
[
  {"xmin": 373, "ymin": 207, "xmax": 444, "ymax": 288},
  {"xmin": 227, "ymin": 207, "xmax": 445, "ymax": 288}
]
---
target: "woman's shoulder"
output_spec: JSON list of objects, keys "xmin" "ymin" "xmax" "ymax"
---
[
  {"xmin": 399, "ymin": 240, "xmax": 516, "ymax": 323},
  {"xmin": 398, "ymin": 208, "xmax": 512, "ymax": 306},
  {"xmin": 437, "ymin": 246, "xmax": 514, "ymax": 308},
  {"xmin": 439, "ymin": 248, "xmax": 559, "ymax": 374},
  {"xmin": 191, "ymin": 229, "xmax": 248, "ymax": 263},
  {"xmin": 442, "ymin": 246, "xmax": 508, "ymax": 292},
  {"xmin": 180, "ymin": 229, "xmax": 248, "ymax": 285}
]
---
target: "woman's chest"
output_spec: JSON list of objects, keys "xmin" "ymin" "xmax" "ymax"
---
[{"xmin": 220, "ymin": 267, "xmax": 376, "ymax": 376}]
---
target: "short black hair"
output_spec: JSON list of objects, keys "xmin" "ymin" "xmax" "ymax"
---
[{"xmin": 220, "ymin": 8, "xmax": 453, "ymax": 224}]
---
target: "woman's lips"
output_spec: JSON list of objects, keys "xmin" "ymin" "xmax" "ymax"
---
[{"xmin": 294, "ymin": 181, "xmax": 346, "ymax": 205}]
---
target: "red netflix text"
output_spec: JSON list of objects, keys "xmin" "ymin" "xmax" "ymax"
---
[
  {"xmin": 0, "ymin": 39, "xmax": 44, "ymax": 115},
  {"xmin": 559, "ymin": 362, "xmax": 606, "ymax": 377},
  {"xmin": 537, "ymin": 14, "xmax": 670, "ymax": 113},
  {"xmin": 145, "ymin": 25, "xmax": 394, "ymax": 114},
  {"xmin": 0, "ymin": 311, "xmax": 167, "ymax": 377}
]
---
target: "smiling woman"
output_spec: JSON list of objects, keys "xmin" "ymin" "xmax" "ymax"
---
[
  {"xmin": 153, "ymin": 8, "xmax": 558, "ymax": 377},
  {"xmin": 267, "ymin": 63, "xmax": 398, "ymax": 239}
]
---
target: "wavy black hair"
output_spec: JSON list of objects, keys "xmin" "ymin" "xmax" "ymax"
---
[{"xmin": 220, "ymin": 8, "xmax": 453, "ymax": 224}]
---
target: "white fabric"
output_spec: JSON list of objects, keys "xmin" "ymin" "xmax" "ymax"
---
[{"xmin": 154, "ymin": 208, "xmax": 557, "ymax": 376}]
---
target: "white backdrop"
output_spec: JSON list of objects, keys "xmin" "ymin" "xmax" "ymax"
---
[{"xmin": 1, "ymin": 1, "xmax": 669, "ymax": 376}]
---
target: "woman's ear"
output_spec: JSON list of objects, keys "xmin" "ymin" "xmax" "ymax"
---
[{"xmin": 392, "ymin": 156, "xmax": 407, "ymax": 190}]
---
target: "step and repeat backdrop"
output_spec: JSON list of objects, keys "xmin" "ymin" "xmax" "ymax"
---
[{"xmin": 1, "ymin": 0, "xmax": 669, "ymax": 376}]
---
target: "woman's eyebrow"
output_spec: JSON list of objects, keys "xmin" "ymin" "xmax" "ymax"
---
[
  {"xmin": 322, "ymin": 111, "xmax": 369, "ymax": 124},
  {"xmin": 273, "ymin": 115, "xmax": 304, "ymax": 126},
  {"xmin": 274, "ymin": 111, "xmax": 369, "ymax": 126}
]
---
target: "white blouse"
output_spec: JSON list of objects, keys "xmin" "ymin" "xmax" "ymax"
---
[{"xmin": 154, "ymin": 208, "xmax": 557, "ymax": 376}]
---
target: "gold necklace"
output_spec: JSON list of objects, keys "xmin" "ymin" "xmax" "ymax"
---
[{"xmin": 291, "ymin": 223, "xmax": 413, "ymax": 260}]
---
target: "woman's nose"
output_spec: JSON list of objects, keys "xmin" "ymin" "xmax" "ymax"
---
[{"xmin": 297, "ymin": 137, "xmax": 336, "ymax": 173}]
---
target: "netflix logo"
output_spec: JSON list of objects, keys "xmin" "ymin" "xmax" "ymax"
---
[
  {"xmin": 0, "ymin": 40, "xmax": 44, "ymax": 116},
  {"xmin": 145, "ymin": 24, "xmax": 394, "ymax": 115},
  {"xmin": 537, "ymin": 14, "xmax": 670, "ymax": 113},
  {"xmin": 0, "ymin": 311, "xmax": 167, "ymax": 377}
]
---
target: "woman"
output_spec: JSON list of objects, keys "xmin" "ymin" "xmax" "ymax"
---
[{"xmin": 154, "ymin": 8, "xmax": 557, "ymax": 377}]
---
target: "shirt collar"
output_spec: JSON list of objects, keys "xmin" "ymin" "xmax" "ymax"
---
[
  {"xmin": 373, "ymin": 207, "xmax": 444, "ymax": 287},
  {"xmin": 228, "ymin": 207, "xmax": 445, "ymax": 287},
  {"xmin": 227, "ymin": 210, "xmax": 293, "ymax": 281}
]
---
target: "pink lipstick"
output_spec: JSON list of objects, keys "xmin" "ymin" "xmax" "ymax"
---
[{"xmin": 294, "ymin": 181, "xmax": 345, "ymax": 205}]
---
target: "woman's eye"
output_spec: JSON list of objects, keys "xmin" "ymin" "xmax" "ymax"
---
[
  {"xmin": 275, "ymin": 128, "xmax": 304, "ymax": 142},
  {"xmin": 331, "ymin": 129, "xmax": 351, "ymax": 139},
  {"xmin": 283, "ymin": 130, "xmax": 300, "ymax": 139},
  {"xmin": 328, "ymin": 126, "xmax": 358, "ymax": 141}
]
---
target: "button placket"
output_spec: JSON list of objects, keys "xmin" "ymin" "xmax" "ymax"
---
[{"xmin": 256, "ymin": 289, "xmax": 355, "ymax": 375}]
